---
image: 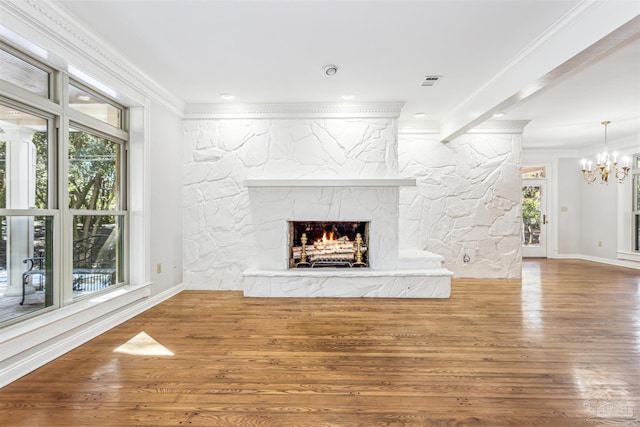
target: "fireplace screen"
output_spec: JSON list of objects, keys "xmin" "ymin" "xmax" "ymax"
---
[{"xmin": 289, "ymin": 221, "xmax": 369, "ymax": 268}]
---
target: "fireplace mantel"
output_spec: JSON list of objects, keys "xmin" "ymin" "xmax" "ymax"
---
[{"xmin": 244, "ymin": 178, "xmax": 416, "ymax": 187}]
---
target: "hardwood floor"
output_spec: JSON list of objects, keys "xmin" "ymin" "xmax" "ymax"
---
[{"xmin": 1, "ymin": 259, "xmax": 639, "ymax": 426}]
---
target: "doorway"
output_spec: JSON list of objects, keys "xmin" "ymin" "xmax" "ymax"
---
[{"xmin": 522, "ymin": 178, "xmax": 547, "ymax": 257}]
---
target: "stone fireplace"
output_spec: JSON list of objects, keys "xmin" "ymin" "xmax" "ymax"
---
[
  {"xmin": 184, "ymin": 109, "xmax": 524, "ymax": 293},
  {"xmin": 242, "ymin": 178, "xmax": 452, "ymax": 298},
  {"xmin": 289, "ymin": 221, "xmax": 369, "ymax": 268}
]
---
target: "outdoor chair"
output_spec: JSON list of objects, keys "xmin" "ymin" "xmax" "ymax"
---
[{"xmin": 20, "ymin": 234, "xmax": 116, "ymax": 305}]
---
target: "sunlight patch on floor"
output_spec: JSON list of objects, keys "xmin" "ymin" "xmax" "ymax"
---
[{"xmin": 113, "ymin": 331, "xmax": 174, "ymax": 356}]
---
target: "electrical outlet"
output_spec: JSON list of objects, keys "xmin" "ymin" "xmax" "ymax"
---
[{"xmin": 157, "ymin": 263, "xmax": 162, "ymax": 274}]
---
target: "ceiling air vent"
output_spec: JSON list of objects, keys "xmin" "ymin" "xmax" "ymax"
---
[{"xmin": 421, "ymin": 75, "xmax": 442, "ymax": 87}]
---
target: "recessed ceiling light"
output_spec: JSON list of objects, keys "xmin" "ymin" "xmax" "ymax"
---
[
  {"xmin": 220, "ymin": 93, "xmax": 235, "ymax": 100},
  {"xmin": 323, "ymin": 65, "xmax": 338, "ymax": 76},
  {"xmin": 342, "ymin": 93, "xmax": 355, "ymax": 100},
  {"xmin": 78, "ymin": 95, "xmax": 91, "ymax": 101},
  {"xmin": 413, "ymin": 112, "xmax": 427, "ymax": 118},
  {"xmin": 493, "ymin": 112, "xmax": 505, "ymax": 117}
]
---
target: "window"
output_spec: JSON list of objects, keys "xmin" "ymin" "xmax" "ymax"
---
[
  {"xmin": 69, "ymin": 127, "xmax": 126, "ymax": 297},
  {"xmin": 0, "ymin": 46, "xmax": 50, "ymax": 98},
  {"xmin": 0, "ymin": 102, "xmax": 55, "ymax": 323},
  {"xmin": 0, "ymin": 43, "xmax": 129, "ymax": 325},
  {"xmin": 69, "ymin": 83, "xmax": 122, "ymax": 128},
  {"xmin": 522, "ymin": 166, "xmax": 546, "ymax": 179},
  {"xmin": 0, "ymin": 104, "xmax": 50, "ymax": 209}
]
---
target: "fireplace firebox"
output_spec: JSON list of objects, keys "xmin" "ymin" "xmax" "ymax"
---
[{"xmin": 289, "ymin": 221, "xmax": 369, "ymax": 268}]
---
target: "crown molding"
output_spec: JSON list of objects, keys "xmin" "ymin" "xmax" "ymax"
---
[
  {"xmin": 184, "ymin": 102, "xmax": 405, "ymax": 120},
  {"xmin": 397, "ymin": 120, "xmax": 530, "ymax": 136},
  {"xmin": 398, "ymin": 120, "xmax": 440, "ymax": 135},
  {"xmin": 244, "ymin": 178, "xmax": 416, "ymax": 188},
  {"xmin": 1, "ymin": 0, "xmax": 185, "ymax": 116}
]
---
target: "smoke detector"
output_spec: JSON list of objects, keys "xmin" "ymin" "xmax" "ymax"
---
[
  {"xmin": 323, "ymin": 65, "xmax": 338, "ymax": 76},
  {"xmin": 421, "ymin": 75, "xmax": 442, "ymax": 87}
]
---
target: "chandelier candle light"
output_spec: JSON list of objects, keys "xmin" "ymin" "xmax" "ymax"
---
[{"xmin": 581, "ymin": 121, "xmax": 630, "ymax": 184}]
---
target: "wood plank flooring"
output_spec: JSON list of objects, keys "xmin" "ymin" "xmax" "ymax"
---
[{"xmin": 1, "ymin": 259, "xmax": 639, "ymax": 426}]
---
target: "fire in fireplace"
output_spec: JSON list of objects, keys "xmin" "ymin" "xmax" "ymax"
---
[{"xmin": 289, "ymin": 221, "xmax": 369, "ymax": 268}]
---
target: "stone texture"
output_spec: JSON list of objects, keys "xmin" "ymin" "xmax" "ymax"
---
[
  {"xmin": 398, "ymin": 133, "xmax": 522, "ymax": 278},
  {"xmin": 183, "ymin": 117, "xmax": 522, "ymax": 294},
  {"xmin": 184, "ymin": 118, "xmax": 406, "ymax": 291}
]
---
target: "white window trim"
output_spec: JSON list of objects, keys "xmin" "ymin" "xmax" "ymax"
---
[
  {"xmin": 0, "ymin": 43, "xmax": 143, "ymax": 321},
  {"xmin": 616, "ymin": 154, "xmax": 639, "ymax": 262}
]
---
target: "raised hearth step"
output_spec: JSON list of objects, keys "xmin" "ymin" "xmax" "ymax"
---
[
  {"xmin": 397, "ymin": 249, "xmax": 445, "ymax": 269},
  {"xmin": 242, "ymin": 268, "xmax": 453, "ymax": 298}
]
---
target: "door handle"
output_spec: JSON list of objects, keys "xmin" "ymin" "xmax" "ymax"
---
[{"xmin": 543, "ymin": 214, "xmax": 547, "ymax": 225}]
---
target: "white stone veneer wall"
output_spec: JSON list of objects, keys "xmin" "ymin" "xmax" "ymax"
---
[
  {"xmin": 183, "ymin": 118, "xmax": 523, "ymax": 290},
  {"xmin": 398, "ymin": 132, "xmax": 523, "ymax": 278},
  {"xmin": 183, "ymin": 118, "xmax": 399, "ymax": 290}
]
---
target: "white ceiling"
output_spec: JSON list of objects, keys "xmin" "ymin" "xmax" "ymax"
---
[{"xmin": 55, "ymin": 0, "xmax": 640, "ymax": 152}]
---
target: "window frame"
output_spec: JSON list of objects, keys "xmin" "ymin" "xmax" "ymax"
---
[
  {"xmin": 68, "ymin": 80, "xmax": 126, "ymax": 130},
  {"xmin": 0, "ymin": 43, "xmax": 54, "ymax": 100},
  {"xmin": 64, "ymin": 94, "xmax": 129, "ymax": 303},
  {"xmin": 67, "ymin": 123, "xmax": 129, "ymax": 299},
  {"xmin": 0, "ymin": 43, "xmax": 130, "ymax": 325},
  {"xmin": 67, "ymin": 122, "xmax": 128, "ymax": 211},
  {"xmin": 0, "ymin": 96, "xmax": 58, "ymax": 210}
]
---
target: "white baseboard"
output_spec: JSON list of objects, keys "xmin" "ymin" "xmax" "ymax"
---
[
  {"xmin": 0, "ymin": 282, "xmax": 185, "ymax": 388},
  {"xmin": 549, "ymin": 253, "xmax": 640, "ymax": 270},
  {"xmin": 578, "ymin": 255, "xmax": 640, "ymax": 270}
]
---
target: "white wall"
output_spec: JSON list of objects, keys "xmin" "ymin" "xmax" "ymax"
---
[
  {"xmin": 183, "ymin": 118, "xmax": 399, "ymax": 289},
  {"xmin": 149, "ymin": 100, "xmax": 184, "ymax": 294},
  {"xmin": 580, "ymin": 170, "xmax": 619, "ymax": 259},
  {"xmin": 557, "ymin": 158, "xmax": 581, "ymax": 255},
  {"xmin": 523, "ymin": 148, "xmax": 640, "ymax": 269},
  {"xmin": 183, "ymin": 118, "xmax": 525, "ymax": 284},
  {"xmin": 399, "ymin": 131, "xmax": 523, "ymax": 278}
]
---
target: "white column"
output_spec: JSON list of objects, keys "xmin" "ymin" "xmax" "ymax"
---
[{"xmin": 4, "ymin": 129, "xmax": 36, "ymax": 297}]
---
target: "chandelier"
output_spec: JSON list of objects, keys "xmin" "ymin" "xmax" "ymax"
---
[{"xmin": 581, "ymin": 121, "xmax": 630, "ymax": 184}]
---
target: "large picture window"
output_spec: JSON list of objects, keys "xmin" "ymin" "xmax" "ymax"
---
[{"xmin": 0, "ymin": 43, "xmax": 128, "ymax": 325}]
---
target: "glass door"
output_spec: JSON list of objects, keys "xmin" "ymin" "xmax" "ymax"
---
[{"xmin": 522, "ymin": 179, "xmax": 547, "ymax": 257}]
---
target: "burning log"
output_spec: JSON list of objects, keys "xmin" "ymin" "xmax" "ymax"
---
[
  {"xmin": 291, "ymin": 234, "xmax": 367, "ymax": 261},
  {"xmin": 289, "ymin": 221, "xmax": 369, "ymax": 268}
]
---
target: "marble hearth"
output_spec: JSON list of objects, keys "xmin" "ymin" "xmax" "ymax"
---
[{"xmin": 242, "ymin": 178, "xmax": 452, "ymax": 298}]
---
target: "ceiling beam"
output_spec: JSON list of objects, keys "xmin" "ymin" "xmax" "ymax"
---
[{"xmin": 439, "ymin": 1, "xmax": 640, "ymax": 143}]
